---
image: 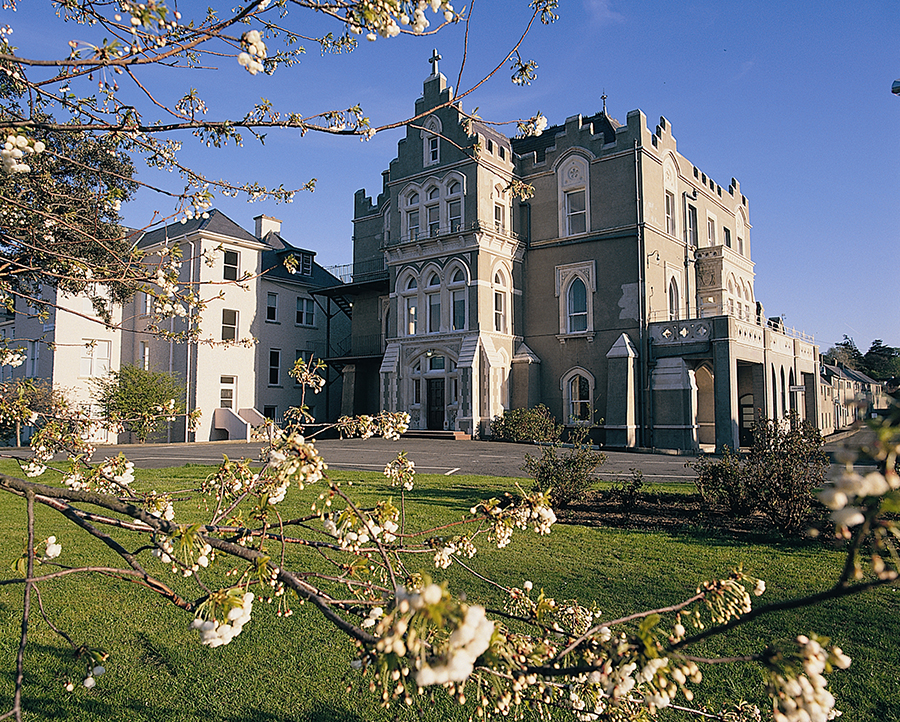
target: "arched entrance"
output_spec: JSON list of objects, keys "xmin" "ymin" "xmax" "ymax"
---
[{"xmin": 695, "ymin": 365, "xmax": 715, "ymax": 445}]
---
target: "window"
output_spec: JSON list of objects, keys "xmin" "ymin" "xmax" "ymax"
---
[
  {"xmin": 486, "ymin": 139, "xmax": 494, "ymax": 154},
  {"xmin": 223, "ymin": 250, "xmax": 239, "ymax": 281},
  {"xmin": 707, "ymin": 218, "xmax": 716, "ymax": 246},
  {"xmin": 448, "ymin": 199, "xmax": 461, "ymax": 232},
  {"xmin": 558, "ymin": 155, "xmax": 589, "ymax": 237},
  {"xmin": 406, "ymin": 296, "xmax": 418, "ymax": 335},
  {"xmin": 300, "ymin": 253, "xmax": 313, "ymax": 276},
  {"xmin": 555, "ymin": 261, "xmax": 595, "ymax": 336},
  {"xmin": 407, "ymin": 208, "xmax": 420, "ymax": 240},
  {"xmin": 665, "ymin": 192, "xmax": 676, "ymax": 236},
  {"xmin": 27, "ymin": 340, "xmax": 41, "ymax": 377},
  {"xmin": 428, "ymin": 136, "xmax": 439, "ymax": 164},
  {"xmin": 737, "ymin": 236, "xmax": 744, "ymax": 255},
  {"xmin": 493, "ymin": 272, "xmax": 507, "ymax": 333},
  {"xmin": 562, "ymin": 369, "xmax": 594, "ymax": 424},
  {"xmin": 499, "ymin": 146, "xmax": 506, "ymax": 161},
  {"xmin": 220, "ymin": 376, "xmax": 236, "ymax": 409},
  {"xmin": 222, "ymin": 309, "xmax": 238, "ymax": 341},
  {"xmin": 686, "ymin": 205, "xmax": 698, "ymax": 246},
  {"xmin": 567, "ymin": 277, "xmax": 588, "ymax": 332},
  {"xmin": 668, "ymin": 278, "xmax": 679, "ymax": 321},
  {"xmin": 79, "ymin": 340, "xmax": 110, "ymax": 378},
  {"xmin": 494, "ymin": 203, "xmax": 505, "ymax": 233},
  {"xmin": 140, "ymin": 292, "xmax": 152, "ymax": 316},
  {"xmin": 296, "ymin": 297, "xmax": 315, "ymax": 326},
  {"xmin": 268, "ymin": 349, "xmax": 281, "ymax": 386},
  {"xmin": 263, "ymin": 405, "xmax": 278, "ymax": 420},
  {"xmin": 427, "ymin": 204, "xmax": 440, "ymax": 237},
  {"xmin": 139, "ymin": 341, "xmax": 150, "ymax": 370},
  {"xmin": 452, "ymin": 289, "xmax": 466, "ymax": 331},
  {"xmin": 565, "ymin": 189, "xmax": 587, "ymax": 235},
  {"xmin": 723, "ymin": 227, "xmax": 732, "ymax": 249},
  {"xmin": 266, "ymin": 292, "xmax": 278, "ymax": 322},
  {"xmin": 428, "ymin": 292, "xmax": 440, "ymax": 333}
]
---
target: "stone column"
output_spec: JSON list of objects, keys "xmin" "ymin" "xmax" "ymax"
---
[
  {"xmin": 605, "ymin": 333, "xmax": 638, "ymax": 447},
  {"xmin": 650, "ymin": 357, "xmax": 698, "ymax": 451}
]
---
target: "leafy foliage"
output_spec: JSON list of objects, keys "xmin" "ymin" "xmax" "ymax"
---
[
  {"xmin": 691, "ymin": 414, "xmax": 829, "ymax": 535},
  {"xmin": 523, "ymin": 426, "xmax": 606, "ymax": 507},
  {"xmin": 490, "ymin": 404, "xmax": 562, "ymax": 443},
  {"xmin": 690, "ymin": 445, "xmax": 756, "ymax": 517},
  {"xmin": 608, "ymin": 467, "xmax": 646, "ymax": 509},
  {"xmin": 91, "ymin": 364, "xmax": 185, "ymax": 443}
]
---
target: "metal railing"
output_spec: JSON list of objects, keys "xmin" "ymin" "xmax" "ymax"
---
[{"xmin": 324, "ymin": 257, "xmax": 387, "ymax": 284}]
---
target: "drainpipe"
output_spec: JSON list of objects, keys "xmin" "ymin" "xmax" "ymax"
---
[{"xmin": 633, "ymin": 140, "xmax": 647, "ymax": 448}]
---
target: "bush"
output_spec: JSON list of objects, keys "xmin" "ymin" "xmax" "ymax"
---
[
  {"xmin": 523, "ymin": 427, "xmax": 606, "ymax": 507},
  {"xmin": 491, "ymin": 404, "xmax": 562, "ymax": 444},
  {"xmin": 690, "ymin": 446, "xmax": 755, "ymax": 516},
  {"xmin": 92, "ymin": 364, "xmax": 186, "ymax": 443},
  {"xmin": 689, "ymin": 413, "xmax": 829, "ymax": 535},
  {"xmin": 608, "ymin": 467, "xmax": 646, "ymax": 508},
  {"xmin": 743, "ymin": 413, "xmax": 829, "ymax": 535}
]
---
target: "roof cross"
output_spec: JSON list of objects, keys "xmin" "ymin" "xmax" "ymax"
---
[{"xmin": 429, "ymin": 49, "xmax": 441, "ymax": 76}]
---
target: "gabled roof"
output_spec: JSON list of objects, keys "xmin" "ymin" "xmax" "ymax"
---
[
  {"xmin": 137, "ymin": 209, "xmax": 258, "ymax": 248},
  {"xmin": 842, "ymin": 367, "xmax": 881, "ymax": 386},
  {"xmin": 261, "ymin": 244, "xmax": 342, "ymax": 289}
]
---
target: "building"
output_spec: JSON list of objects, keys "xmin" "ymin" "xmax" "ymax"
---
[
  {"xmin": 4, "ymin": 210, "xmax": 347, "ymax": 444},
  {"xmin": 326, "ymin": 56, "xmax": 823, "ymax": 452}
]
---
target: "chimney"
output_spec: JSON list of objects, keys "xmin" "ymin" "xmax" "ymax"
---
[{"xmin": 254, "ymin": 214, "xmax": 282, "ymax": 240}]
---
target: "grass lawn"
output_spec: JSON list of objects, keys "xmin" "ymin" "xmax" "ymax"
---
[{"xmin": 0, "ymin": 458, "xmax": 897, "ymax": 721}]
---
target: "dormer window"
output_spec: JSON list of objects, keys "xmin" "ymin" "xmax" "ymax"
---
[{"xmin": 300, "ymin": 253, "xmax": 313, "ymax": 276}]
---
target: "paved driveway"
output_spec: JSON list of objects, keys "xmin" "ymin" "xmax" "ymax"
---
[{"xmin": 88, "ymin": 437, "xmax": 701, "ymax": 484}]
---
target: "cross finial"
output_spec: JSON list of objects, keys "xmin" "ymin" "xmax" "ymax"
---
[
  {"xmin": 429, "ymin": 49, "xmax": 441, "ymax": 76},
  {"xmin": 601, "ymin": 91, "xmax": 607, "ymax": 114}
]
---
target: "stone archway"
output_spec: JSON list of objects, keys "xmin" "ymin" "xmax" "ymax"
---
[{"xmin": 695, "ymin": 365, "xmax": 715, "ymax": 445}]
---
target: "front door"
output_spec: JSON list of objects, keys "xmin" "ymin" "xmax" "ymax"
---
[
  {"xmin": 739, "ymin": 393, "xmax": 754, "ymax": 447},
  {"xmin": 427, "ymin": 378, "xmax": 445, "ymax": 430}
]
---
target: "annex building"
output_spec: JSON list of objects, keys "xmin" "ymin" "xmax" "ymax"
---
[{"xmin": 323, "ymin": 55, "xmax": 823, "ymax": 452}]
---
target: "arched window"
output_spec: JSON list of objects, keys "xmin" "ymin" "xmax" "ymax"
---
[
  {"xmin": 406, "ymin": 191, "xmax": 420, "ymax": 240},
  {"xmin": 562, "ymin": 368, "xmax": 594, "ymax": 424},
  {"xmin": 668, "ymin": 278, "xmax": 680, "ymax": 321},
  {"xmin": 422, "ymin": 115, "xmax": 441, "ymax": 167},
  {"xmin": 557, "ymin": 154, "xmax": 590, "ymax": 237},
  {"xmin": 567, "ymin": 277, "xmax": 588, "ymax": 332},
  {"xmin": 425, "ymin": 187, "xmax": 441, "ymax": 236},
  {"xmin": 493, "ymin": 271, "xmax": 507, "ymax": 333},
  {"xmin": 448, "ymin": 265, "xmax": 467, "ymax": 331},
  {"xmin": 555, "ymin": 261, "xmax": 595, "ymax": 337},
  {"xmin": 402, "ymin": 275, "xmax": 418, "ymax": 335},
  {"xmin": 446, "ymin": 178, "xmax": 463, "ymax": 233},
  {"xmin": 425, "ymin": 271, "xmax": 441, "ymax": 334}
]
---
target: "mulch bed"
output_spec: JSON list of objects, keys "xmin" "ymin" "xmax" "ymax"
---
[{"xmin": 558, "ymin": 490, "xmax": 780, "ymax": 538}]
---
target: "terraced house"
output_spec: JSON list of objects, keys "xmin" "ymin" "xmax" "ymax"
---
[{"xmin": 322, "ymin": 54, "xmax": 824, "ymax": 452}]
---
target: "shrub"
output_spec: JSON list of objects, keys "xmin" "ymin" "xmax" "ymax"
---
[
  {"xmin": 743, "ymin": 413, "xmax": 829, "ymax": 535},
  {"xmin": 608, "ymin": 467, "xmax": 646, "ymax": 508},
  {"xmin": 523, "ymin": 427, "xmax": 606, "ymax": 507},
  {"xmin": 690, "ymin": 446, "xmax": 755, "ymax": 516},
  {"xmin": 689, "ymin": 413, "xmax": 829, "ymax": 535},
  {"xmin": 491, "ymin": 404, "xmax": 562, "ymax": 444}
]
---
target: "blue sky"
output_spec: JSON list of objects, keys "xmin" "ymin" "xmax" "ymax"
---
[{"xmin": 9, "ymin": 1, "xmax": 900, "ymax": 350}]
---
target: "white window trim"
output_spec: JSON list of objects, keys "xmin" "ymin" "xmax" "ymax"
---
[
  {"xmin": 400, "ymin": 173, "xmax": 466, "ymax": 242},
  {"xmin": 268, "ymin": 348, "xmax": 282, "ymax": 387},
  {"xmin": 492, "ymin": 268, "xmax": 510, "ymax": 334},
  {"xmin": 555, "ymin": 261, "xmax": 596, "ymax": 340},
  {"xmin": 421, "ymin": 115, "xmax": 442, "ymax": 167},
  {"xmin": 266, "ymin": 292, "xmax": 278, "ymax": 322},
  {"xmin": 447, "ymin": 263, "xmax": 468, "ymax": 332},
  {"xmin": 557, "ymin": 154, "xmax": 591, "ymax": 238},
  {"xmin": 561, "ymin": 367, "xmax": 595, "ymax": 426}
]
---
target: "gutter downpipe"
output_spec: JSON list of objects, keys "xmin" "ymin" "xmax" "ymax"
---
[{"xmin": 634, "ymin": 140, "xmax": 648, "ymax": 449}]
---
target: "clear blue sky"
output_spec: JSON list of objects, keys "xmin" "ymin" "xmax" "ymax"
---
[{"xmin": 10, "ymin": 1, "xmax": 900, "ymax": 350}]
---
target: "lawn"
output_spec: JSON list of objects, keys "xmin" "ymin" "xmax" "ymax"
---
[{"xmin": 0, "ymin": 458, "xmax": 897, "ymax": 721}]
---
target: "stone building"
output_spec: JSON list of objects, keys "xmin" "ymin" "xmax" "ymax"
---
[{"xmin": 325, "ymin": 55, "xmax": 822, "ymax": 452}]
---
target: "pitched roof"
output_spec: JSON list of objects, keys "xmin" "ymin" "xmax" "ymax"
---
[{"xmin": 137, "ymin": 209, "xmax": 258, "ymax": 248}]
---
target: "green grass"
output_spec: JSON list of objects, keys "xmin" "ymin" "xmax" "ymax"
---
[{"xmin": 1, "ymin": 459, "xmax": 898, "ymax": 721}]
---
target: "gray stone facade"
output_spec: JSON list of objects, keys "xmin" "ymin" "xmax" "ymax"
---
[{"xmin": 327, "ymin": 62, "xmax": 822, "ymax": 451}]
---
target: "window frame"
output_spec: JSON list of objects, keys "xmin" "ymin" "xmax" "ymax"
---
[
  {"xmin": 222, "ymin": 308, "xmax": 238, "ymax": 341},
  {"xmin": 266, "ymin": 292, "xmax": 278, "ymax": 322},
  {"xmin": 223, "ymin": 250, "xmax": 240, "ymax": 281},
  {"xmin": 565, "ymin": 188, "xmax": 587, "ymax": 236},
  {"xmin": 268, "ymin": 348, "xmax": 281, "ymax": 387},
  {"xmin": 561, "ymin": 368, "xmax": 594, "ymax": 426},
  {"xmin": 557, "ymin": 154, "xmax": 591, "ymax": 238},
  {"xmin": 566, "ymin": 277, "xmax": 588, "ymax": 333},
  {"xmin": 665, "ymin": 191, "xmax": 676, "ymax": 236},
  {"xmin": 555, "ymin": 261, "xmax": 596, "ymax": 338},
  {"xmin": 295, "ymin": 297, "xmax": 315, "ymax": 327}
]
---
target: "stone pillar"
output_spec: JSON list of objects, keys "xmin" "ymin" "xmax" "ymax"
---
[
  {"xmin": 650, "ymin": 357, "xmax": 698, "ymax": 450},
  {"xmin": 712, "ymin": 340, "xmax": 739, "ymax": 452},
  {"xmin": 605, "ymin": 333, "xmax": 638, "ymax": 447},
  {"xmin": 340, "ymin": 363, "xmax": 357, "ymax": 417}
]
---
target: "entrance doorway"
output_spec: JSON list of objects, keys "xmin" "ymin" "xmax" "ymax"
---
[
  {"xmin": 739, "ymin": 393, "xmax": 754, "ymax": 447},
  {"xmin": 427, "ymin": 378, "xmax": 445, "ymax": 430}
]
